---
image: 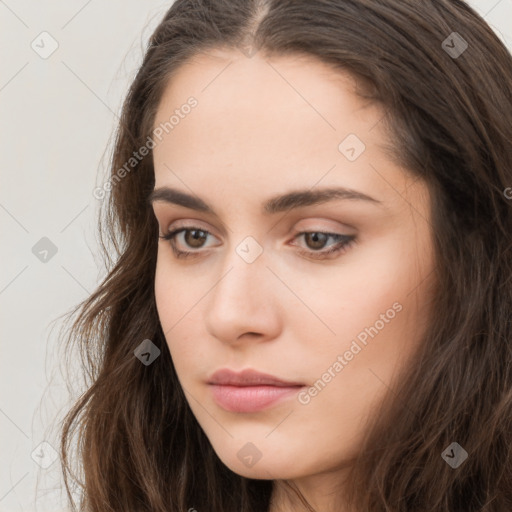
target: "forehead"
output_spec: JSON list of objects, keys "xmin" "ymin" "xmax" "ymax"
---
[
  {"xmin": 151, "ymin": 50, "xmax": 405, "ymax": 210},
  {"xmin": 152, "ymin": 49, "xmax": 378, "ymax": 133}
]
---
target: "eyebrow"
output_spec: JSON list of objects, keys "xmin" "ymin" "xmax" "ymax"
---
[{"xmin": 147, "ymin": 185, "xmax": 382, "ymax": 215}]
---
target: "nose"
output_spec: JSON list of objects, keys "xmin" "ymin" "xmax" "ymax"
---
[{"xmin": 204, "ymin": 245, "xmax": 282, "ymax": 346}]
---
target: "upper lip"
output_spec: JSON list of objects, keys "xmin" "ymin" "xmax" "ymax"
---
[{"xmin": 207, "ymin": 368, "xmax": 304, "ymax": 387}]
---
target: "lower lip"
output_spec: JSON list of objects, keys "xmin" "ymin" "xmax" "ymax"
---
[{"xmin": 209, "ymin": 384, "xmax": 304, "ymax": 412}]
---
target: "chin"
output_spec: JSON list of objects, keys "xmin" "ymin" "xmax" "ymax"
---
[{"xmin": 215, "ymin": 448, "xmax": 303, "ymax": 480}]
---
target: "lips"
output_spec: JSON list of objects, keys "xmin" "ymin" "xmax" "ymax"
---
[
  {"xmin": 207, "ymin": 368, "xmax": 305, "ymax": 387},
  {"xmin": 207, "ymin": 368, "xmax": 305, "ymax": 413}
]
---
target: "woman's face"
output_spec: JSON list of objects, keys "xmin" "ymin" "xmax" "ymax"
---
[{"xmin": 151, "ymin": 50, "xmax": 436, "ymax": 483}]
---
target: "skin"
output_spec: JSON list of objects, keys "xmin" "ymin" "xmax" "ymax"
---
[{"xmin": 151, "ymin": 49, "xmax": 436, "ymax": 512}]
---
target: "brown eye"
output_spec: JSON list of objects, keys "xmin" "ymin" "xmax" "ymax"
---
[
  {"xmin": 160, "ymin": 227, "xmax": 355, "ymax": 261},
  {"xmin": 292, "ymin": 231, "xmax": 356, "ymax": 260},
  {"xmin": 303, "ymin": 232, "xmax": 330, "ymax": 250},
  {"xmin": 159, "ymin": 226, "xmax": 218, "ymax": 259},
  {"xmin": 183, "ymin": 229, "xmax": 208, "ymax": 248}
]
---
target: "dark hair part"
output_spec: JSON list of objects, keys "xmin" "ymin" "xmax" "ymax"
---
[{"xmin": 58, "ymin": 0, "xmax": 512, "ymax": 510}]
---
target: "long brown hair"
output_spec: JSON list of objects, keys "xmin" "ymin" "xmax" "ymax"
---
[{"xmin": 58, "ymin": 0, "xmax": 512, "ymax": 510}]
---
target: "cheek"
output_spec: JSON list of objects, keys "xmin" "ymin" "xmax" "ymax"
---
[
  {"xmin": 305, "ymin": 233, "xmax": 433, "ymax": 384},
  {"xmin": 154, "ymin": 258, "xmax": 175, "ymax": 336},
  {"xmin": 294, "ymin": 271, "xmax": 430, "ymax": 463},
  {"xmin": 154, "ymin": 251, "xmax": 198, "ymax": 331},
  {"xmin": 154, "ymin": 254, "xmax": 199, "ymax": 360},
  {"xmin": 309, "ymin": 239, "xmax": 425, "ymax": 338},
  {"xmin": 154, "ymin": 253, "xmax": 220, "ymax": 389}
]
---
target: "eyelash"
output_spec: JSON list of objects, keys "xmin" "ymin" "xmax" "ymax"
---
[{"xmin": 159, "ymin": 226, "xmax": 356, "ymax": 261}]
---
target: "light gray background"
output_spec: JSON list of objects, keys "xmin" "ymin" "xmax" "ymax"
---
[{"xmin": 1, "ymin": 1, "xmax": 511, "ymax": 511}]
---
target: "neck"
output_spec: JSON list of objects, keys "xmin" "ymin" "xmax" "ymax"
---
[{"xmin": 268, "ymin": 472, "xmax": 353, "ymax": 512}]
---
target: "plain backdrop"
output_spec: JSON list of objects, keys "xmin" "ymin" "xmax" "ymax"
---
[{"xmin": 1, "ymin": 1, "xmax": 511, "ymax": 511}]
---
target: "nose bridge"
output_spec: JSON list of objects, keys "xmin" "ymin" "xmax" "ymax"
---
[
  {"xmin": 204, "ymin": 236, "xmax": 281, "ymax": 341},
  {"xmin": 212, "ymin": 238, "xmax": 267, "ymax": 315}
]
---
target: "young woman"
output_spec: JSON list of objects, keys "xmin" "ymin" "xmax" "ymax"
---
[{"xmin": 59, "ymin": 0, "xmax": 512, "ymax": 510}]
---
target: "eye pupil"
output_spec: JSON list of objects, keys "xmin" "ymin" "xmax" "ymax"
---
[
  {"xmin": 185, "ymin": 229, "xmax": 207, "ymax": 248},
  {"xmin": 305, "ymin": 232, "xmax": 328, "ymax": 250}
]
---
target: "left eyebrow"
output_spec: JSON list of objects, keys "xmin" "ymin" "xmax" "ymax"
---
[{"xmin": 147, "ymin": 185, "xmax": 383, "ymax": 215}]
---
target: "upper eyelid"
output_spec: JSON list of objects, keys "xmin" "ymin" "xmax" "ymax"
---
[
  {"xmin": 161, "ymin": 215, "xmax": 355, "ymax": 233},
  {"xmin": 160, "ymin": 219, "xmax": 215, "ymax": 236}
]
